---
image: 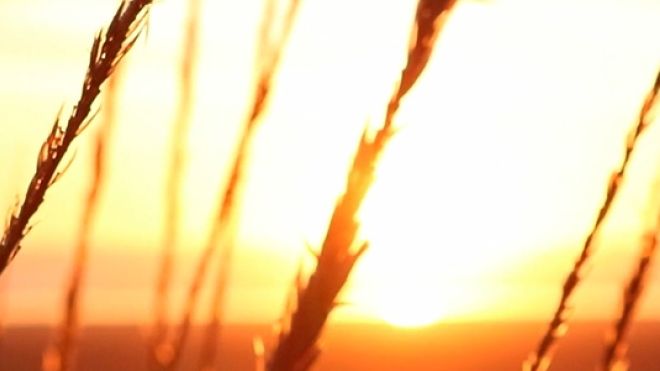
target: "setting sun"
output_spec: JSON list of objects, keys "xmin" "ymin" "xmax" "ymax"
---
[{"xmin": 363, "ymin": 281, "xmax": 448, "ymax": 329}]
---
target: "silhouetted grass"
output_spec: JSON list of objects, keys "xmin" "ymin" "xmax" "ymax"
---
[
  {"xmin": 198, "ymin": 0, "xmax": 302, "ymax": 368},
  {"xmin": 602, "ymin": 207, "xmax": 660, "ymax": 370},
  {"xmin": 44, "ymin": 68, "xmax": 122, "ymax": 371},
  {"xmin": 151, "ymin": 1, "xmax": 302, "ymax": 370},
  {"xmin": 197, "ymin": 0, "xmax": 303, "ymax": 367},
  {"xmin": 0, "ymin": 0, "xmax": 153, "ymax": 277},
  {"xmin": 148, "ymin": 0, "xmax": 203, "ymax": 368},
  {"xmin": 266, "ymin": 1, "xmax": 457, "ymax": 370},
  {"xmin": 526, "ymin": 69, "xmax": 660, "ymax": 371}
]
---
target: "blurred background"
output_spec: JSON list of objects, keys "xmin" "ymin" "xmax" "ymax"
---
[{"xmin": 0, "ymin": 0, "xmax": 659, "ymax": 351}]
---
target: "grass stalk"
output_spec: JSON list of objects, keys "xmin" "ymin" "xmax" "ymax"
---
[
  {"xmin": 602, "ymin": 210, "xmax": 659, "ymax": 371},
  {"xmin": 152, "ymin": 1, "xmax": 301, "ymax": 370},
  {"xmin": 148, "ymin": 0, "xmax": 203, "ymax": 367},
  {"xmin": 197, "ymin": 1, "xmax": 301, "ymax": 369},
  {"xmin": 43, "ymin": 69, "xmax": 122, "ymax": 371},
  {"xmin": 266, "ymin": 1, "xmax": 457, "ymax": 370},
  {"xmin": 525, "ymin": 69, "xmax": 660, "ymax": 371},
  {"xmin": 0, "ymin": 0, "xmax": 153, "ymax": 277}
]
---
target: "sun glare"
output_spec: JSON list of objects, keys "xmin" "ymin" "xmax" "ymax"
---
[
  {"xmin": 343, "ymin": 118, "xmax": 521, "ymax": 327},
  {"xmin": 371, "ymin": 285, "xmax": 447, "ymax": 328}
]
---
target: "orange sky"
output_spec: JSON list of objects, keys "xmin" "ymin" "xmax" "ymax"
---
[{"xmin": 0, "ymin": 0, "xmax": 659, "ymax": 326}]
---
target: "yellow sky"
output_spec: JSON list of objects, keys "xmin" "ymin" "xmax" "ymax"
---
[{"xmin": 0, "ymin": 0, "xmax": 659, "ymax": 326}]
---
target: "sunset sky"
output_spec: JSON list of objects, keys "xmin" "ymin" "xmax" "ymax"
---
[{"xmin": 0, "ymin": 0, "xmax": 659, "ymax": 327}]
